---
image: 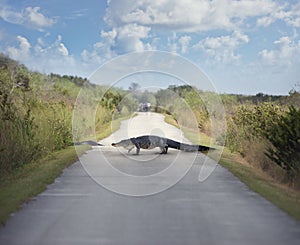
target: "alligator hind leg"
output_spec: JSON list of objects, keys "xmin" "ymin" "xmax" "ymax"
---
[
  {"xmin": 165, "ymin": 146, "xmax": 168, "ymax": 153},
  {"xmin": 160, "ymin": 145, "xmax": 168, "ymax": 154},
  {"xmin": 127, "ymin": 146, "xmax": 135, "ymax": 153}
]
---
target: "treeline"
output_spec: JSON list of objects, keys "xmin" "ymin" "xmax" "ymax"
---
[
  {"xmin": 110, "ymin": 84, "xmax": 213, "ymax": 133},
  {"xmin": 0, "ymin": 54, "xmax": 119, "ymax": 174}
]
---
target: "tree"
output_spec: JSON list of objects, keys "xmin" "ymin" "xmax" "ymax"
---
[
  {"xmin": 265, "ymin": 106, "xmax": 300, "ymax": 181},
  {"xmin": 128, "ymin": 82, "xmax": 140, "ymax": 91}
]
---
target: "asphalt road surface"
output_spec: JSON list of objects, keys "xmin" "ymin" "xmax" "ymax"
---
[{"xmin": 0, "ymin": 112, "xmax": 300, "ymax": 245}]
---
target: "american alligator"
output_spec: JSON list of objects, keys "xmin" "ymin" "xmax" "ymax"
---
[{"xmin": 112, "ymin": 135, "xmax": 212, "ymax": 155}]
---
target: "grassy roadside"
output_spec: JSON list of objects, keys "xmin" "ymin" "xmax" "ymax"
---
[
  {"xmin": 0, "ymin": 145, "xmax": 89, "ymax": 225},
  {"xmin": 163, "ymin": 113, "xmax": 300, "ymax": 221},
  {"xmin": 163, "ymin": 114, "xmax": 179, "ymax": 129},
  {"xmin": 0, "ymin": 113, "xmax": 135, "ymax": 225},
  {"xmin": 218, "ymin": 150, "xmax": 300, "ymax": 220}
]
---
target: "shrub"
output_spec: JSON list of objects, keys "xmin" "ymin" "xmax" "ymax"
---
[{"xmin": 264, "ymin": 106, "xmax": 300, "ymax": 182}]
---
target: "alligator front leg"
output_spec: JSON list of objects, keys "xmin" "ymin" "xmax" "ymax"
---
[{"xmin": 135, "ymin": 143, "xmax": 140, "ymax": 155}]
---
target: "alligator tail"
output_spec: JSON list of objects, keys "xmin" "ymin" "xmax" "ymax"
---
[{"xmin": 166, "ymin": 139, "xmax": 212, "ymax": 152}]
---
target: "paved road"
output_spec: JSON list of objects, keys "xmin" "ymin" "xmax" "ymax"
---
[{"xmin": 1, "ymin": 113, "xmax": 300, "ymax": 245}]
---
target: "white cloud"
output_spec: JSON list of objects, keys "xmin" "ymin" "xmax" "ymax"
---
[
  {"xmin": 25, "ymin": 7, "xmax": 55, "ymax": 29},
  {"xmin": 80, "ymin": 29, "xmax": 119, "ymax": 70},
  {"xmin": 257, "ymin": 2, "xmax": 300, "ymax": 27},
  {"xmin": 34, "ymin": 35, "xmax": 70, "ymax": 58},
  {"xmin": 101, "ymin": 29, "xmax": 117, "ymax": 40},
  {"xmin": 115, "ymin": 23, "xmax": 151, "ymax": 53},
  {"xmin": 104, "ymin": 0, "xmax": 280, "ymax": 32},
  {"xmin": 58, "ymin": 42, "xmax": 68, "ymax": 56},
  {"xmin": 66, "ymin": 9, "xmax": 88, "ymax": 20},
  {"xmin": 259, "ymin": 36, "xmax": 300, "ymax": 65},
  {"xmin": 0, "ymin": 7, "xmax": 22, "ymax": 25},
  {"xmin": 167, "ymin": 32, "xmax": 178, "ymax": 54},
  {"xmin": 256, "ymin": 15, "xmax": 276, "ymax": 27},
  {"xmin": 194, "ymin": 31, "xmax": 249, "ymax": 63},
  {"xmin": 34, "ymin": 36, "xmax": 78, "ymax": 74},
  {"xmin": 81, "ymin": 23, "xmax": 153, "ymax": 61},
  {"xmin": 5, "ymin": 35, "xmax": 82, "ymax": 75},
  {"xmin": 6, "ymin": 36, "xmax": 31, "ymax": 61},
  {"xmin": 284, "ymin": 2, "xmax": 300, "ymax": 27},
  {"xmin": 167, "ymin": 34, "xmax": 192, "ymax": 54},
  {"xmin": 81, "ymin": 42, "xmax": 113, "ymax": 67},
  {"xmin": 0, "ymin": 6, "xmax": 56, "ymax": 31},
  {"xmin": 101, "ymin": 0, "xmax": 279, "ymax": 56},
  {"xmin": 178, "ymin": 35, "xmax": 191, "ymax": 54}
]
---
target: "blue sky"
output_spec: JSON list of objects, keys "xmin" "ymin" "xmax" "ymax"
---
[{"xmin": 0, "ymin": 0, "xmax": 300, "ymax": 95}]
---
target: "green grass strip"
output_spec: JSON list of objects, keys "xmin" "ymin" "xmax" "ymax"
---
[
  {"xmin": 219, "ymin": 151, "xmax": 300, "ymax": 221},
  {"xmin": 0, "ymin": 145, "xmax": 89, "ymax": 225}
]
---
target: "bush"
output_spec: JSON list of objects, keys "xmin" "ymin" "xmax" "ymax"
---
[
  {"xmin": 264, "ymin": 106, "xmax": 300, "ymax": 182},
  {"xmin": 226, "ymin": 103, "xmax": 282, "ymax": 155},
  {"xmin": 226, "ymin": 102, "xmax": 300, "ymax": 186}
]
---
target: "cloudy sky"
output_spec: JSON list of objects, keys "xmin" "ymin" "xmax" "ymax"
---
[{"xmin": 0, "ymin": 0, "xmax": 300, "ymax": 94}]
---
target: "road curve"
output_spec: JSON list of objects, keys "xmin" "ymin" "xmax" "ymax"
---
[{"xmin": 0, "ymin": 112, "xmax": 300, "ymax": 245}]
